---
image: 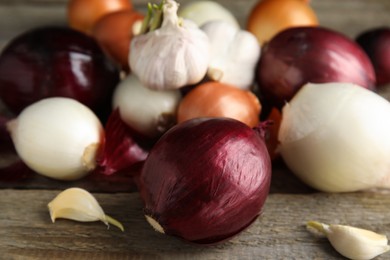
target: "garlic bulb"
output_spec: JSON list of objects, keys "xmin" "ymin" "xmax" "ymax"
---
[
  {"xmin": 7, "ymin": 97, "xmax": 103, "ymax": 181},
  {"xmin": 129, "ymin": 0, "xmax": 210, "ymax": 90},
  {"xmin": 307, "ymin": 221, "xmax": 390, "ymax": 260},
  {"xmin": 201, "ymin": 21, "xmax": 261, "ymax": 90},
  {"xmin": 278, "ymin": 82, "xmax": 390, "ymax": 192},
  {"xmin": 178, "ymin": 1, "xmax": 240, "ymax": 29},
  {"xmin": 48, "ymin": 188, "xmax": 124, "ymax": 231},
  {"xmin": 112, "ymin": 74, "xmax": 182, "ymax": 137}
]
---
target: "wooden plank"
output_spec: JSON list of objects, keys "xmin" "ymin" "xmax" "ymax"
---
[{"xmin": 1, "ymin": 189, "xmax": 390, "ymax": 259}]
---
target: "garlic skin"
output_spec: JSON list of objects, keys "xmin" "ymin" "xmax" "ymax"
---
[
  {"xmin": 201, "ymin": 21, "xmax": 261, "ymax": 90},
  {"xmin": 307, "ymin": 221, "xmax": 390, "ymax": 260},
  {"xmin": 178, "ymin": 1, "xmax": 240, "ymax": 29},
  {"xmin": 129, "ymin": 0, "xmax": 210, "ymax": 90},
  {"xmin": 278, "ymin": 82, "xmax": 390, "ymax": 192},
  {"xmin": 7, "ymin": 97, "xmax": 103, "ymax": 181},
  {"xmin": 112, "ymin": 74, "xmax": 182, "ymax": 138},
  {"xmin": 48, "ymin": 188, "xmax": 124, "ymax": 231}
]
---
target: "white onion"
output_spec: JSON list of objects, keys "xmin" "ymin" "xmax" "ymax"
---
[
  {"xmin": 278, "ymin": 82, "xmax": 390, "ymax": 192},
  {"xmin": 7, "ymin": 97, "xmax": 103, "ymax": 180},
  {"xmin": 112, "ymin": 74, "xmax": 182, "ymax": 138}
]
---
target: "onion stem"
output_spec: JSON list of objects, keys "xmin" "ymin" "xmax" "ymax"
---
[
  {"xmin": 140, "ymin": 3, "xmax": 153, "ymax": 34},
  {"xmin": 139, "ymin": 1, "xmax": 165, "ymax": 34}
]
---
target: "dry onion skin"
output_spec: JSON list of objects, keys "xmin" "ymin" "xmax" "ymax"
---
[
  {"xmin": 356, "ymin": 27, "xmax": 390, "ymax": 87},
  {"xmin": 92, "ymin": 9, "xmax": 144, "ymax": 70},
  {"xmin": 139, "ymin": 117, "xmax": 272, "ymax": 244},
  {"xmin": 177, "ymin": 82, "xmax": 261, "ymax": 127},
  {"xmin": 278, "ymin": 82, "xmax": 390, "ymax": 192},
  {"xmin": 67, "ymin": 0, "xmax": 133, "ymax": 35},
  {"xmin": 247, "ymin": 0, "xmax": 318, "ymax": 45},
  {"xmin": 257, "ymin": 26, "xmax": 377, "ymax": 109}
]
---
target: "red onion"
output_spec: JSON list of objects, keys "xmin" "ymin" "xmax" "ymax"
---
[
  {"xmin": 356, "ymin": 27, "xmax": 390, "ymax": 87},
  {"xmin": 257, "ymin": 26, "xmax": 376, "ymax": 109},
  {"xmin": 97, "ymin": 109, "xmax": 149, "ymax": 175},
  {"xmin": 0, "ymin": 26, "xmax": 120, "ymax": 119},
  {"xmin": 138, "ymin": 117, "xmax": 272, "ymax": 244},
  {"xmin": 0, "ymin": 114, "xmax": 13, "ymax": 153}
]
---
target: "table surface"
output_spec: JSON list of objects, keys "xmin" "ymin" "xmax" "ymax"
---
[{"xmin": 1, "ymin": 0, "xmax": 390, "ymax": 259}]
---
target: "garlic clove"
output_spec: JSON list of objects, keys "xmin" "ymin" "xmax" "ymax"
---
[
  {"xmin": 307, "ymin": 221, "xmax": 390, "ymax": 260},
  {"xmin": 48, "ymin": 188, "xmax": 124, "ymax": 231},
  {"xmin": 201, "ymin": 21, "xmax": 261, "ymax": 90}
]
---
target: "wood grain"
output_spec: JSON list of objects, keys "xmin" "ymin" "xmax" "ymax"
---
[
  {"xmin": 0, "ymin": 0, "xmax": 390, "ymax": 259},
  {"xmin": 2, "ymin": 189, "xmax": 390, "ymax": 259}
]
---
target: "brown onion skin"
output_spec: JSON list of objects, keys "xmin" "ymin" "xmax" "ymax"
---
[
  {"xmin": 356, "ymin": 27, "xmax": 390, "ymax": 87},
  {"xmin": 139, "ymin": 117, "xmax": 271, "ymax": 244},
  {"xmin": 92, "ymin": 9, "xmax": 144, "ymax": 71},
  {"xmin": 247, "ymin": 0, "xmax": 318, "ymax": 45},
  {"xmin": 257, "ymin": 26, "xmax": 376, "ymax": 109},
  {"xmin": 67, "ymin": 0, "xmax": 133, "ymax": 35},
  {"xmin": 177, "ymin": 82, "xmax": 261, "ymax": 128}
]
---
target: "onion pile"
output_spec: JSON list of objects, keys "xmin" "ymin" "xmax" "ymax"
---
[
  {"xmin": 139, "ymin": 117, "xmax": 272, "ymax": 244},
  {"xmin": 4, "ymin": 0, "xmax": 390, "ymax": 250}
]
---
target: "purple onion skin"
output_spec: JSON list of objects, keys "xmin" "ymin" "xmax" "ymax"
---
[
  {"xmin": 257, "ymin": 26, "xmax": 376, "ymax": 109},
  {"xmin": 0, "ymin": 26, "xmax": 120, "ymax": 119},
  {"xmin": 139, "ymin": 117, "xmax": 272, "ymax": 244},
  {"xmin": 356, "ymin": 27, "xmax": 390, "ymax": 87},
  {"xmin": 97, "ymin": 109, "xmax": 149, "ymax": 176}
]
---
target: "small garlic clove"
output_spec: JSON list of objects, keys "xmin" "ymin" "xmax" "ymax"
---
[
  {"xmin": 48, "ymin": 188, "xmax": 124, "ymax": 231},
  {"xmin": 307, "ymin": 221, "xmax": 390, "ymax": 260}
]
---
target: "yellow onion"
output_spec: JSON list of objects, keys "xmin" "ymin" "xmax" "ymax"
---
[
  {"xmin": 177, "ymin": 82, "xmax": 261, "ymax": 127},
  {"xmin": 247, "ymin": 0, "xmax": 318, "ymax": 45}
]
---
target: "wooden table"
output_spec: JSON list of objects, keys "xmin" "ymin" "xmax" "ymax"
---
[{"xmin": 1, "ymin": 0, "xmax": 390, "ymax": 259}]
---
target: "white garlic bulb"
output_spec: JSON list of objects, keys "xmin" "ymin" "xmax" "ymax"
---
[
  {"xmin": 129, "ymin": 0, "xmax": 210, "ymax": 90},
  {"xmin": 307, "ymin": 221, "xmax": 390, "ymax": 260},
  {"xmin": 201, "ymin": 20, "xmax": 260, "ymax": 90},
  {"xmin": 7, "ymin": 97, "xmax": 103, "ymax": 181},
  {"xmin": 278, "ymin": 82, "xmax": 390, "ymax": 192},
  {"xmin": 48, "ymin": 187, "xmax": 124, "ymax": 231}
]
